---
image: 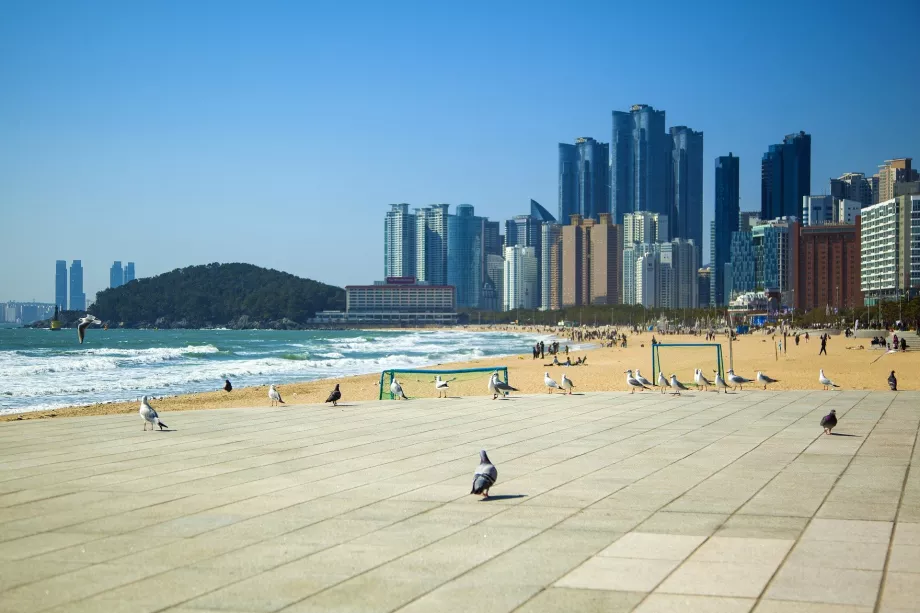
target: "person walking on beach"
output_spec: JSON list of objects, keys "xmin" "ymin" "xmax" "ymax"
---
[
  {"xmin": 540, "ymin": 341, "xmax": 545, "ymax": 360},
  {"xmin": 819, "ymin": 334, "xmax": 827, "ymax": 356},
  {"xmin": 805, "ymin": 332, "xmax": 810, "ymax": 343}
]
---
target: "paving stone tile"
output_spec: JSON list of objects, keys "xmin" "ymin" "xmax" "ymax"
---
[
  {"xmin": 766, "ymin": 566, "xmax": 882, "ymax": 607},
  {"xmin": 634, "ymin": 593, "xmax": 755, "ymax": 613},
  {"xmin": 801, "ymin": 519, "xmax": 893, "ymax": 544},
  {"xmin": 555, "ymin": 556, "xmax": 679, "ymax": 592},
  {"xmin": 598, "ymin": 532, "xmax": 705, "ymax": 561},
  {"xmin": 636, "ymin": 512, "xmax": 728, "ymax": 536},
  {"xmin": 784, "ymin": 540, "xmax": 888, "ymax": 571},
  {"xmin": 879, "ymin": 571, "xmax": 920, "ymax": 610},
  {"xmin": 717, "ymin": 515, "xmax": 809, "ymax": 540},
  {"xmin": 658, "ymin": 560, "xmax": 780, "ymax": 597},
  {"xmin": 753, "ymin": 601, "xmax": 872, "ymax": 613},
  {"xmin": 513, "ymin": 587, "xmax": 645, "ymax": 612},
  {"xmin": 689, "ymin": 537, "xmax": 793, "ymax": 565}
]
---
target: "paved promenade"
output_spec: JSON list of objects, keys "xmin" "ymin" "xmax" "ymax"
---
[{"xmin": 1, "ymin": 390, "xmax": 918, "ymax": 612}]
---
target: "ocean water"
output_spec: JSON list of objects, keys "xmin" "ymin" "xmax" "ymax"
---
[{"xmin": 0, "ymin": 327, "xmax": 542, "ymax": 415}]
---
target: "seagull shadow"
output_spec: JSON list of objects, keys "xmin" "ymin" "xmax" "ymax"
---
[
  {"xmin": 830, "ymin": 432, "xmax": 860, "ymax": 437},
  {"xmin": 481, "ymin": 494, "xmax": 528, "ymax": 501}
]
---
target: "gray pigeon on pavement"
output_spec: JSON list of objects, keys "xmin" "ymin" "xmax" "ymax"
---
[
  {"xmin": 820, "ymin": 409, "xmax": 838, "ymax": 435},
  {"xmin": 470, "ymin": 449, "xmax": 498, "ymax": 497}
]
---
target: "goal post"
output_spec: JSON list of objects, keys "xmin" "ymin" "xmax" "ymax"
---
[
  {"xmin": 651, "ymin": 343, "xmax": 724, "ymax": 388},
  {"xmin": 378, "ymin": 366, "xmax": 509, "ymax": 400}
]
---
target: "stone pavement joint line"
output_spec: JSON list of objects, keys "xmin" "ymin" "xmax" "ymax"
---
[{"xmin": 0, "ymin": 390, "xmax": 918, "ymax": 613}]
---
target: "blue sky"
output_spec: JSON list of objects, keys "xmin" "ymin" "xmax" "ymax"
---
[{"xmin": 1, "ymin": 0, "xmax": 917, "ymax": 304}]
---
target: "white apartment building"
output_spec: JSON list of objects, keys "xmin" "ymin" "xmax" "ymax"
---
[
  {"xmin": 860, "ymin": 195, "xmax": 920, "ymax": 304},
  {"xmin": 636, "ymin": 252, "xmax": 658, "ymax": 307},
  {"xmin": 503, "ymin": 245, "xmax": 538, "ymax": 311},
  {"xmin": 803, "ymin": 195, "xmax": 861, "ymax": 226},
  {"xmin": 623, "ymin": 211, "xmax": 669, "ymax": 243}
]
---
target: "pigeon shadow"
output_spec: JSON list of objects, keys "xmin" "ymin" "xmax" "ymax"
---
[
  {"xmin": 481, "ymin": 494, "xmax": 528, "ymax": 501},
  {"xmin": 830, "ymin": 432, "xmax": 861, "ymax": 437}
]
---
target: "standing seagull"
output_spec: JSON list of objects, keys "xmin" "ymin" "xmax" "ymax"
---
[
  {"xmin": 624, "ymin": 370, "xmax": 649, "ymax": 394},
  {"xmin": 390, "ymin": 378, "xmax": 408, "ymax": 400},
  {"xmin": 694, "ymin": 369, "xmax": 713, "ymax": 391},
  {"xmin": 635, "ymin": 369, "xmax": 654, "ymax": 388},
  {"xmin": 325, "ymin": 384, "xmax": 341, "ymax": 406},
  {"xmin": 657, "ymin": 371, "xmax": 668, "ymax": 394},
  {"xmin": 268, "ymin": 384, "xmax": 284, "ymax": 406},
  {"xmin": 76, "ymin": 314, "xmax": 102, "ymax": 344},
  {"xmin": 470, "ymin": 449, "xmax": 498, "ymax": 498},
  {"xmin": 820, "ymin": 409, "xmax": 838, "ymax": 434},
  {"xmin": 888, "ymin": 371, "xmax": 898, "ymax": 391},
  {"xmin": 488, "ymin": 372, "xmax": 517, "ymax": 400},
  {"xmin": 139, "ymin": 396, "xmax": 168, "ymax": 431},
  {"xmin": 561, "ymin": 372, "xmax": 574, "ymax": 395},
  {"xmin": 434, "ymin": 375, "xmax": 450, "ymax": 398},
  {"xmin": 819, "ymin": 369, "xmax": 839, "ymax": 391},
  {"xmin": 669, "ymin": 374, "xmax": 689, "ymax": 396},
  {"xmin": 544, "ymin": 372, "xmax": 560, "ymax": 394},
  {"xmin": 727, "ymin": 369, "xmax": 753, "ymax": 391},
  {"xmin": 714, "ymin": 371, "xmax": 731, "ymax": 393},
  {"xmin": 756, "ymin": 371, "xmax": 779, "ymax": 390}
]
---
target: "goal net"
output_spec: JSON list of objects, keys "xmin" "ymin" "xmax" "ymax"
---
[
  {"xmin": 651, "ymin": 343, "xmax": 725, "ymax": 388},
  {"xmin": 378, "ymin": 366, "xmax": 510, "ymax": 400}
]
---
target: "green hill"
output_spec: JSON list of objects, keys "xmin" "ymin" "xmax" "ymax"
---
[{"xmin": 89, "ymin": 263, "xmax": 345, "ymax": 328}]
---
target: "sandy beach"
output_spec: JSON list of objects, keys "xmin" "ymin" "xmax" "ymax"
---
[{"xmin": 4, "ymin": 327, "xmax": 916, "ymax": 422}]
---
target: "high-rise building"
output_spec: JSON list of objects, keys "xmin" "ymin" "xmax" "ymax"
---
[
  {"xmin": 623, "ymin": 211, "xmax": 668, "ymax": 244},
  {"xmin": 878, "ymin": 158, "xmax": 919, "ymax": 202},
  {"xmin": 589, "ymin": 214, "xmax": 623, "ymax": 305},
  {"xmin": 384, "ymin": 204, "xmax": 417, "ymax": 279},
  {"xmin": 636, "ymin": 251, "xmax": 659, "ymax": 307},
  {"xmin": 669, "ymin": 126, "xmax": 704, "ymax": 258},
  {"xmin": 561, "ymin": 215, "xmax": 592, "ymax": 307},
  {"xmin": 540, "ymin": 223, "xmax": 562, "ymax": 311},
  {"xmin": 124, "ymin": 262, "xmax": 135, "ymax": 284},
  {"xmin": 415, "ymin": 204, "xmax": 449, "ymax": 285},
  {"xmin": 868, "ymin": 174, "xmax": 880, "ymax": 204},
  {"xmin": 803, "ymin": 195, "xmax": 834, "ymax": 226},
  {"xmin": 483, "ymin": 220, "xmax": 502, "ymax": 256},
  {"xmin": 558, "ymin": 138, "xmax": 610, "ymax": 223},
  {"xmin": 860, "ymin": 195, "xmax": 920, "ymax": 304},
  {"xmin": 791, "ymin": 221, "xmax": 862, "ymax": 311},
  {"xmin": 830, "ymin": 173, "xmax": 873, "ymax": 207},
  {"xmin": 610, "ymin": 105, "xmax": 670, "ymax": 223},
  {"xmin": 530, "ymin": 199, "xmax": 556, "ymax": 224},
  {"xmin": 698, "ymin": 267, "xmax": 712, "ymax": 306},
  {"xmin": 752, "ymin": 219, "xmax": 796, "ymax": 293},
  {"xmin": 447, "ymin": 204, "xmax": 482, "ymax": 308},
  {"xmin": 504, "ymin": 213, "xmax": 542, "ymax": 306},
  {"xmin": 54, "ymin": 260, "xmax": 67, "ymax": 310},
  {"xmin": 712, "ymin": 154, "xmax": 740, "ymax": 306},
  {"xmin": 739, "ymin": 211, "xmax": 762, "ymax": 230},
  {"xmin": 110, "ymin": 261, "xmax": 124, "ymax": 289},
  {"xmin": 657, "ymin": 239, "xmax": 699, "ymax": 308},
  {"xmin": 761, "ymin": 131, "xmax": 811, "ymax": 220},
  {"xmin": 730, "ymin": 231, "xmax": 756, "ymax": 294},
  {"xmin": 482, "ymin": 254, "xmax": 504, "ymax": 312},
  {"xmin": 503, "ymin": 245, "xmax": 537, "ymax": 311},
  {"xmin": 69, "ymin": 260, "xmax": 85, "ymax": 312}
]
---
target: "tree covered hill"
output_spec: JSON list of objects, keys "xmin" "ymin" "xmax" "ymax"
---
[{"xmin": 89, "ymin": 263, "xmax": 345, "ymax": 328}]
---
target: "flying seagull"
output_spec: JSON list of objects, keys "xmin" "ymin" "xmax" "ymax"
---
[
  {"xmin": 268, "ymin": 384, "xmax": 284, "ymax": 406},
  {"xmin": 714, "ymin": 371, "xmax": 731, "ymax": 393},
  {"xmin": 561, "ymin": 373, "xmax": 574, "ymax": 395},
  {"xmin": 694, "ymin": 368, "xmax": 713, "ymax": 391},
  {"xmin": 139, "ymin": 396, "xmax": 168, "ymax": 431},
  {"xmin": 820, "ymin": 409, "xmax": 838, "ymax": 434},
  {"xmin": 76, "ymin": 314, "xmax": 101, "ymax": 344},
  {"xmin": 635, "ymin": 369, "xmax": 654, "ymax": 388},
  {"xmin": 470, "ymin": 449, "xmax": 498, "ymax": 498},
  {"xmin": 434, "ymin": 375, "xmax": 449, "ymax": 398},
  {"xmin": 727, "ymin": 369, "xmax": 753, "ymax": 391},
  {"xmin": 657, "ymin": 371, "xmax": 668, "ymax": 394},
  {"xmin": 325, "ymin": 383, "xmax": 341, "ymax": 406},
  {"xmin": 390, "ymin": 377, "xmax": 408, "ymax": 400},
  {"xmin": 488, "ymin": 372, "xmax": 517, "ymax": 400},
  {"xmin": 624, "ymin": 370, "xmax": 649, "ymax": 394},
  {"xmin": 819, "ymin": 369, "xmax": 839, "ymax": 391},
  {"xmin": 669, "ymin": 374, "xmax": 689, "ymax": 396},
  {"xmin": 756, "ymin": 371, "xmax": 779, "ymax": 390},
  {"xmin": 544, "ymin": 372, "xmax": 560, "ymax": 394},
  {"xmin": 888, "ymin": 370, "xmax": 897, "ymax": 391}
]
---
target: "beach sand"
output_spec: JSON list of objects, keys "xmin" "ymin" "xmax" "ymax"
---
[{"xmin": 4, "ymin": 328, "xmax": 916, "ymax": 422}]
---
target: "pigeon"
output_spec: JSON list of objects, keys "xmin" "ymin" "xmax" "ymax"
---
[
  {"xmin": 727, "ymin": 369, "xmax": 753, "ymax": 391},
  {"xmin": 694, "ymin": 368, "xmax": 713, "ymax": 391},
  {"xmin": 544, "ymin": 372, "xmax": 560, "ymax": 394},
  {"xmin": 888, "ymin": 370, "xmax": 897, "ymax": 391},
  {"xmin": 819, "ymin": 369, "xmax": 839, "ymax": 391},
  {"xmin": 76, "ymin": 314, "xmax": 101, "ymax": 344},
  {"xmin": 470, "ymin": 449, "xmax": 498, "ymax": 498},
  {"xmin": 669, "ymin": 374, "xmax": 689, "ymax": 395},
  {"xmin": 390, "ymin": 378, "xmax": 408, "ymax": 400},
  {"xmin": 488, "ymin": 372, "xmax": 517, "ymax": 400},
  {"xmin": 820, "ymin": 409, "xmax": 838, "ymax": 434},
  {"xmin": 714, "ymin": 371, "xmax": 731, "ymax": 393},
  {"xmin": 139, "ymin": 396, "xmax": 168, "ymax": 431},
  {"xmin": 561, "ymin": 373, "xmax": 574, "ymax": 395},
  {"xmin": 657, "ymin": 371, "xmax": 668, "ymax": 394},
  {"xmin": 635, "ymin": 369, "xmax": 654, "ymax": 388},
  {"xmin": 325, "ymin": 383, "xmax": 341, "ymax": 406},
  {"xmin": 268, "ymin": 384, "xmax": 284, "ymax": 406},
  {"xmin": 756, "ymin": 371, "xmax": 778, "ymax": 390},
  {"xmin": 223, "ymin": 379, "xmax": 232, "ymax": 392},
  {"xmin": 434, "ymin": 375, "xmax": 449, "ymax": 398},
  {"xmin": 624, "ymin": 370, "xmax": 649, "ymax": 394}
]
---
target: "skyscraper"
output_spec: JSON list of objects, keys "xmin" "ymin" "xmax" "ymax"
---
[
  {"xmin": 540, "ymin": 223, "xmax": 562, "ymax": 311},
  {"xmin": 124, "ymin": 262, "xmax": 135, "ymax": 284},
  {"xmin": 830, "ymin": 173, "xmax": 873, "ymax": 207},
  {"xmin": 384, "ymin": 203, "xmax": 416, "ymax": 279},
  {"xmin": 589, "ymin": 214, "xmax": 623, "ymax": 305},
  {"xmin": 712, "ymin": 154, "xmax": 740, "ymax": 306},
  {"xmin": 761, "ymin": 131, "xmax": 811, "ymax": 220},
  {"xmin": 447, "ymin": 204, "xmax": 482, "ymax": 308},
  {"xmin": 669, "ymin": 126, "xmax": 704, "ymax": 258},
  {"xmin": 558, "ymin": 138, "xmax": 610, "ymax": 223},
  {"xmin": 623, "ymin": 211, "xmax": 668, "ymax": 244},
  {"xmin": 110, "ymin": 261, "xmax": 124, "ymax": 289},
  {"xmin": 530, "ymin": 199, "xmax": 556, "ymax": 223},
  {"xmin": 878, "ymin": 158, "xmax": 919, "ymax": 202},
  {"xmin": 503, "ymin": 246, "xmax": 537, "ymax": 311},
  {"xmin": 504, "ymin": 212, "xmax": 543, "ymax": 307},
  {"xmin": 415, "ymin": 204, "xmax": 449, "ymax": 285},
  {"xmin": 69, "ymin": 260, "xmax": 85, "ymax": 311},
  {"xmin": 610, "ymin": 104, "xmax": 669, "ymax": 223},
  {"xmin": 54, "ymin": 260, "xmax": 67, "ymax": 310},
  {"xmin": 730, "ymin": 232, "xmax": 755, "ymax": 294},
  {"xmin": 561, "ymin": 215, "xmax": 592, "ymax": 307}
]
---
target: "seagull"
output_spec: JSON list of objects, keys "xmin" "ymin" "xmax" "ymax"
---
[
  {"xmin": 888, "ymin": 370, "xmax": 897, "ymax": 391},
  {"xmin": 139, "ymin": 396, "xmax": 168, "ymax": 431},
  {"xmin": 714, "ymin": 371, "xmax": 731, "ymax": 393},
  {"xmin": 544, "ymin": 372, "xmax": 560, "ymax": 394},
  {"xmin": 820, "ymin": 409, "xmax": 838, "ymax": 434},
  {"xmin": 624, "ymin": 370, "xmax": 649, "ymax": 394},
  {"xmin": 727, "ymin": 369, "xmax": 753, "ymax": 391},
  {"xmin": 390, "ymin": 378, "xmax": 408, "ymax": 400},
  {"xmin": 819, "ymin": 369, "xmax": 839, "ymax": 391},
  {"xmin": 694, "ymin": 368, "xmax": 713, "ymax": 391},
  {"xmin": 76, "ymin": 314, "xmax": 101, "ymax": 344},
  {"xmin": 657, "ymin": 371, "xmax": 668, "ymax": 394},
  {"xmin": 561, "ymin": 373, "xmax": 574, "ymax": 395},
  {"xmin": 635, "ymin": 369, "xmax": 654, "ymax": 388},
  {"xmin": 325, "ymin": 383, "xmax": 341, "ymax": 406},
  {"xmin": 470, "ymin": 449, "xmax": 498, "ymax": 498},
  {"xmin": 434, "ymin": 375, "xmax": 449, "ymax": 398},
  {"xmin": 756, "ymin": 371, "xmax": 779, "ymax": 390},
  {"xmin": 488, "ymin": 372, "xmax": 517, "ymax": 400},
  {"xmin": 268, "ymin": 384, "xmax": 284, "ymax": 406},
  {"xmin": 669, "ymin": 374, "xmax": 689, "ymax": 395}
]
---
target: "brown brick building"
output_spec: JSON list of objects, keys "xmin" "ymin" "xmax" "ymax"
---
[
  {"xmin": 560, "ymin": 214, "xmax": 622, "ymax": 307},
  {"xmin": 791, "ymin": 219, "xmax": 862, "ymax": 311}
]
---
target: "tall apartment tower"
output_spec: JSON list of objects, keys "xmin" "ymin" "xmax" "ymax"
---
[
  {"xmin": 589, "ymin": 214, "xmax": 623, "ymax": 305},
  {"xmin": 561, "ymin": 215, "xmax": 593, "ymax": 307},
  {"xmin": 415, "ymin": 204, "xmax": 449, "ymax": 285},
  {"xmin": 610, "ymin": 105, "xmax": 670, "ymax": 223},
  {"xmin": 503, "ymin": 246, "xmax": 538, "ymax": 311},
  {"xmin": 712, "ymin": 154, "xmax": 740, "ymax": 306},
  {"xmin": 541, "ymin": 223, "xmax": 563, "ymax": 311},
  {"xmin": 54, "ymin": 260, "xmax": 68, "ymax": 310},
  {"xmin": 109, "ymin": 261, "xmax": 124, "ymax": 289},
  {"xmin": 623, "ymin": 211, "xmax": 669, "ymax": 244},
  {"xmin": 558, "ymin": 138, "xmax": 610, "ymax": 223},
  {"xmin": 447, "ymin": 204, "xmax": 483, "ymax": 308},
  {"xmin": 878, "ymin": 158, "xmax": 919, "ymax": 202},
  {"xmin": 384, "ymin": 203, "xmax": 417, "ymax": 279},
  {"xmin": 761, "ymin": 131, "xmax": 811, "ymax": 220},
  {"xmin": 669, "ymin": 126, "xmax": 704, "ymax": 259},
  {"xmin": 830, "ymin": 173, "xmax": 873, "ymax": 207},
  {"xmin": 69, "ymin": 260, "xmax": 86, "ymax": 311},
  {"xmin": 124, "ymin": 262, "xmax": 135, "ymax": 284}
]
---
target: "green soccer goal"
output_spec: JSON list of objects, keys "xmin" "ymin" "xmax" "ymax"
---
[
  {"xmin": 651, "ymin": 343, "xmax": 725, "ymax": 387},
  {"xmin": 378, "ymin": 366, "xmax": 510, "ymax": 400}
]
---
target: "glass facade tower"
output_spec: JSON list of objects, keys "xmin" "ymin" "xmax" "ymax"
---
[
  {"xmin": 761, "ymin": 131, "xmax": 811, "ymax": 220},
  {"xmin": 558, "ymin": 137, "xmax": 610, "ymax": 223},
  {"xmin": 69, "ymin": 260, "xmax": 86, "ymax": 311},
  {"xmin": 415, "ymin": 204, "xmax": 449, "ymax": 285},
  {"xmin": 447, "ymin": 204, "xmax": 483, "ymax": 308},
  {"xmin": 55, "ymin": 260, "xmax": 68, "ymax": 310},
  {"xmin": 712, "ymin": 154, "xmax": 740, "ymax": 305},
  {"xmin": 610, "ymin": 105, "xmax": 669, "ymax": 224},
  {"xmin": 384, "ymin": 203, "xmax": 417, "ymax": 279},
  {"xmin": 669, "ymin": 126, "xmax": 704, "ymax": 261}
]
